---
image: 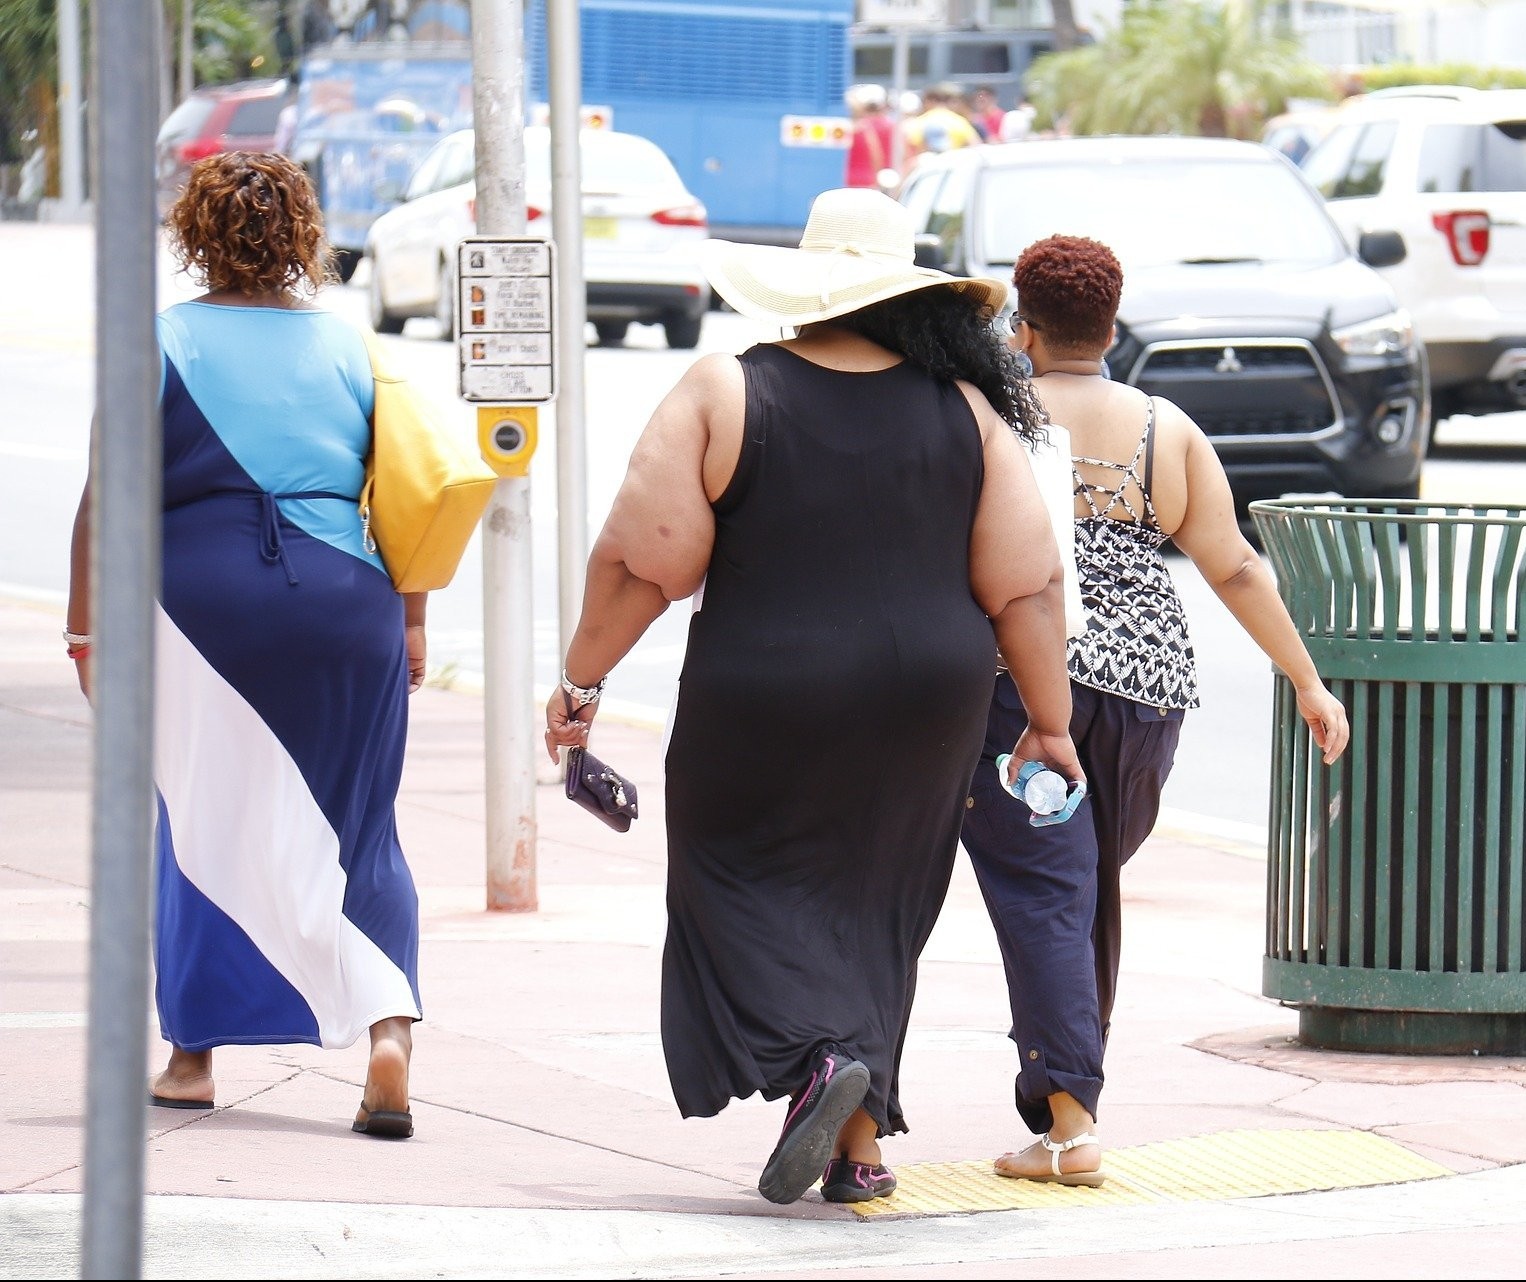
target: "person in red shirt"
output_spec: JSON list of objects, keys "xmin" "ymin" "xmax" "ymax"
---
[{"xmin": 845, "ymin": 83, "xmax": 895, "ymax": 190}]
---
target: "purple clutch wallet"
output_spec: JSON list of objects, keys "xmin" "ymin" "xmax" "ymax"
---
[{"xmin": 564, "ymin": 746, "xmax": 639, "ymax": 832}]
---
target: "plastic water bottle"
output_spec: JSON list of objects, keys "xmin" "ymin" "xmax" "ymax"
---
[{"xmin": 994, "ymin": 753, "xmax": 1068, "ymax": 815}]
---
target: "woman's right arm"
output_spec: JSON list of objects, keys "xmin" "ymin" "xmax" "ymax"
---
[
  {"xmin": 544, "ymin": 354, "xmax": 743, "ymax": 760},
  {"xmin": 1165, "ymin": 406, "xmax": 1350, "ymax": 764}
]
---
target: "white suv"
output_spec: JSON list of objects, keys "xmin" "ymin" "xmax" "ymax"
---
[{"xmin": 1301, "ymin": 87, "xmax": 1526, "ymax": 428}]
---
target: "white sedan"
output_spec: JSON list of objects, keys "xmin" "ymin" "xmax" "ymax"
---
[{"xmin": 364, "ymin": 125, "xmax": 712, "ymax": 348}]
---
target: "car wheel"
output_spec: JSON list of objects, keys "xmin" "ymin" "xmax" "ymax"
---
[
  {"xmin": 594, "ymin": 320, "xmax": 628, "ymax": 347},
  {"xmin": 334, "ymin": 249, "xmax": 361, "ymax": 284},
  {"xmin": 367, "ymin": 258, "xmax": 405, "ymax": 335},
  {"xmin": 663, "ymin": 311, "xmax": 702, "ymax": 350},
  {"xmin": 435, "ymin": 258, "xmax": 456, "ymax": 342}
]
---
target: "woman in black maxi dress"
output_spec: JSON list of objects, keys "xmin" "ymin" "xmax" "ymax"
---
[{"xmin": 545, "ymin": 188, "xmax": 1082, "ymax": 1206}]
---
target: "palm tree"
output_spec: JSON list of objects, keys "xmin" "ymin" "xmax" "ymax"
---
[
  {"xmin": 1027, "ymin": 0, "xmax": 1332, "ymax": 140},
  {"xmin": 0, "ymin": 0, "xmax": 66, "ymax": 195}
]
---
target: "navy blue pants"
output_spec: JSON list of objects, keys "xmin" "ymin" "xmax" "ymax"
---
[{"xmin": 960, "ymin": 675, "xmax": 1183, "ymax": 1135}]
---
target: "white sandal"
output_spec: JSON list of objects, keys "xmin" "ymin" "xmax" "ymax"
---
[{"xmin": 994, "ymin": 1131, "xmax": 1106, "ymax": 1187}]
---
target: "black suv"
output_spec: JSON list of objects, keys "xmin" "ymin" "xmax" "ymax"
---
[{"xmin": 901, "ymin": 136, "xmax": 1429, "ymax": 506}]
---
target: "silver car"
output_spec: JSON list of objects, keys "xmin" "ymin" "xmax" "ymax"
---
[{"xmin": 364, "ymin": 125, "xmax": 712, "ymax": 348}]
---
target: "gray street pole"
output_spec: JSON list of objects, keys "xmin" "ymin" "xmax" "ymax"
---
[
  {"xmin": 56, "ymin": 0, "xmax": 85, "ymax": 213},
  {"xmin": 547, "ymin": 0, "xmax": 589, "ymax": 656},
  {"xmin": 891, "ymin": 25, "xmax": 909, "ymax": 175},
  {"xmin": 80, "ymin": 1, "xmax": 160, "ymax": 1277},
  {"xmin": 180, "ymin": 0, "xmax": 195, "ymax": 102},
  {"xmin": 469, "ymin": 0, "xmax": 538, "ymax": 912}
]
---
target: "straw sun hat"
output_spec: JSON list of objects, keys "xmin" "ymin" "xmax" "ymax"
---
[{"xmin": 700, "ymin": 188, "xmax": 1009, "ymax": 328}]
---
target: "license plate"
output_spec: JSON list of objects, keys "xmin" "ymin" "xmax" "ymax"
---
[{"xmin": 583, "ymin": 217, "xmax": 617, "ymax": 240}]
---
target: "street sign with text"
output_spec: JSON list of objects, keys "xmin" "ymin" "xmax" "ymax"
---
[{"xmin": 457, "ymin": 235, "xmax": 558, "ymax": 404}]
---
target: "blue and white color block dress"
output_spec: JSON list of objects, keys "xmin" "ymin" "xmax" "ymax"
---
[{"xmin": 153, "ymin": 301, "xmax": 422, "ymax": 1052}]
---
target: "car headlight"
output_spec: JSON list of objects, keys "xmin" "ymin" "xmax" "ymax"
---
[{"xmin": 1331, "ymin": 309, "xmax": 1415, "ymax": 359}]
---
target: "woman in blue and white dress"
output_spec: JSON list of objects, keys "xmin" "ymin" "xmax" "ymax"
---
[{"xmin": 66, "ymin": 152, "xmax": 424, "ymax": 1139}]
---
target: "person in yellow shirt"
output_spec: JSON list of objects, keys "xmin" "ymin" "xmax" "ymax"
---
[{"xmin": 899, "ymin": 82, "xmax": 982, "ymax": 174}]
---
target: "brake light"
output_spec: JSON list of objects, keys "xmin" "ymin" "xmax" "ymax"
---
[
  {"xmin": 653, "ymin": 203, "xmax": 707, "ymax": 228},
  {"xmin": 1432, "ymin": 210, "xmax": 1490, "ymax": 266},
  {"xmin": 467, "ymin": 196, "xmax": 475, "ymax": 224},
  {"xmin": 526, "ymin": 205, "xmax": 545, "ymax": 222},
  {"xmin": 178, "ymin": 137, "xmax": 223, "ymax": 164}
]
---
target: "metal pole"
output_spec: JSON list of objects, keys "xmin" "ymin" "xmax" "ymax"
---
[
  {"xmin": 547, "ymin": 0, "xmax": 589, "ymax": 656},
  {"xmin": 80, "ymin": 1, "xmax": 160, "ymax": 1277},
  {"xmin": 179, "ymin": 0, "xmax": 194, "ymax": 102},
  {"xmin": 469, "ymin": 0, "xmax": 538, "ymax": 912},
  {"xmin": 56, "ymin": 0, "xmax": 85, "ymax": 213},
  {"xmin": 890, "ymin": 26, "xmax": 909, "ymax": 175}
]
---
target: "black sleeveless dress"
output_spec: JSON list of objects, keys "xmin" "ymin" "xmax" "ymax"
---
[{"xmin": 661, "ymin": 343, "xmax": 997, "ymax": 1136}]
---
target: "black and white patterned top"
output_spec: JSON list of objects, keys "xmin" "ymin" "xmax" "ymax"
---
[{"xmin": 1066, "ymin": 398, "xmax": 1200, "ymax": 710}]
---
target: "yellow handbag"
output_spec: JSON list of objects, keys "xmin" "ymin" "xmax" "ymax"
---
[{"xmin": 358, "ymin": 330, "xmax": 498, "ymax": 594}]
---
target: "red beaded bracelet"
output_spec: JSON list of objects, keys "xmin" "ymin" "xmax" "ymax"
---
[{"xmin": 66, "ymin": 645, "xmax": 92, "ymax": 662}]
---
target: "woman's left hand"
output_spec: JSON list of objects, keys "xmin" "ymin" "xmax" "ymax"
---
[
  {"xmin": 405, "ymin": 624, "xmax": 426, "ymax": 693},
  {"xmin": 544, "ymin": 692, "xmax": 594, "ymax": 762}
]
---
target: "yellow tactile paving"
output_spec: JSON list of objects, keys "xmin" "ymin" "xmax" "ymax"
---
[{"xmin": 848, "ymin": 1129, "xmax": 1454, "ymax": 1218}]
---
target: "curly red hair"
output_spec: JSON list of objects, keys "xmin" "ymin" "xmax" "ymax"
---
[
  {"xmin": 1012, "ymin": 235, "xmax": 1122, "ymax": 354},
  {"xmin": 167, "ymin": 151, "xmax": 333, "ymax": 297}
]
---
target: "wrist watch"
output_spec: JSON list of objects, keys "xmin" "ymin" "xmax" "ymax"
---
[{"xmin": 560, "ymin": 669, "xmax": 606, "ymax": 707}]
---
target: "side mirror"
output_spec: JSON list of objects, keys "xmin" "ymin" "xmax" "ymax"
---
[
  {"xmin": 913, "ymin": 233, "xmax": 945, "ymax": 271},
  {"xmin": 1358, "ymin": 229, "xmax": 1406, "ymax": 269},
  {"xmin": 375, "ymin": 179, "xmax": 405, "ymax": 207}
]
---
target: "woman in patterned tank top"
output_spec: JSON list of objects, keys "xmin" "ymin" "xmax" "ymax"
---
[{"xmin": 961, "ymin": 234, "xmax": 1350, "ymax": 1187}]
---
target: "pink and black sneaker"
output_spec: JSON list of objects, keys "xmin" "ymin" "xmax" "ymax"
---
[
  {"xmin": 820, "ymin": 1157, "xmax": 897, "ymax": 1203},
  {"xmin": 757, "ymin": 1047, "xmax": 871, "ymax": 1205}
]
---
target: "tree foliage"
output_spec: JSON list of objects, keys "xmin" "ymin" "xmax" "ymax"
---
[
  {"xmin": 0, "ymin": 0, "xmax": 60, "ymax": 167},
  {"xmin": 1025, "ymin": 0, "xmax": 1333, "ymax": 140}
]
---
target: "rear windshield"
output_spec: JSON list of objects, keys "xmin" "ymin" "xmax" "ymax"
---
[
  {"xmin": 523, "ymin": 129, "xmax": 684, "ymax": 192},
  {"xmin": 979, "ymin": 156, "xmax": 1348, "ymax": 268},
  {"xmin": 226, "ymin": 97, "xmax": 282, "ymax": 137},
  {"xmin": 156, "ymin": 96, "xmax": 215, "ymax": 144},
  {"xmin": 1416, "ymin": 121, "xmax": 1526, "ymax": 192}
]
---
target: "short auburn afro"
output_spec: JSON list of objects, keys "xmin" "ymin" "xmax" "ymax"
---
[
  {"xmin": 1012, "ymin": 234, "xmax": 1122, "ymax": 354},
  {"xmin": 167, "ymin": 151, "xmax": 333, "ymax": 298}
]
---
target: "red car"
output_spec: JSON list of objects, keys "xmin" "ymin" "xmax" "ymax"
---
[{"xmin": 155, "ymin": 77, "xmax": 289, "ymax": 218}]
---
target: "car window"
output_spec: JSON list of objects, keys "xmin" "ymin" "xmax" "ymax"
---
[
  {"xmin": 900, "ymin": 169, "xmax": 944, "ymax": 233},
  {"xmin": 404, "ymin": 137, "xmax": 452, "ymax": 201},
  {"xmin": 1327, "ymin": 121, "xmax": 1396, "ymax": 197},
  {"xmin": 436, "ymin": 132, "xmax": 476, "ymax": 189},
  {"xmin": 979, "ymin": 157, "xmax": 1348, "ymax": 269},
  {"xmin": 1417, "ymin": 121, "xmax": 1526, "ymax": 192},
  {"xmin": 1301, "ymin": 122, "xmax": 1364, "ymax": 199},
  {"xmin": 157, "ymin": 95, "xmax": 215, "ymax": 145},
  {"xmin": 524, "ymin": 129, "xmax": 685, "ymax": 191},
  {"xmin": 927, "ymin": 163, "xmax": 971, "ymax": 266},
  {"xmin": 227, "ymin": 97, "xmax": 282, "ymax": 136}
]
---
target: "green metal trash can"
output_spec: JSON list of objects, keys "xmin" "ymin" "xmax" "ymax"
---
[{"xmin": 1249, "ymin": 499, "xmax": 1526, "ymax": 1054}]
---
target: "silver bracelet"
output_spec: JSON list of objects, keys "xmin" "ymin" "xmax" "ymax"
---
[
  {"xmin": 560, "ymin": 668, "xmax": 606, "ymax": 707},
  {"xmin": 63, "ymin": 629, "xmax": 93, "ymax": 648}
]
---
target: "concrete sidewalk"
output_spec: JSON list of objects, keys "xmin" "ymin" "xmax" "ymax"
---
[{"xmin": 3, "ymin": 592, "xmax": 1524, "ymax": 1279}]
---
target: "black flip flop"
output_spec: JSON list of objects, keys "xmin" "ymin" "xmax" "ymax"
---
[
  {"xmin": 352, "ymin": 1104, "xmax": 413, "ymax": 1139},
  {"xmin": 149, "ymin": 1094, "xmax": 214, "ymax": 1110}
]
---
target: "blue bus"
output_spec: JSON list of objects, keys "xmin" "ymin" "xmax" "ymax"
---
[
  {"xmin": 292, "ymin": 0, "xmax": 854, "ymax": 272},
  {"xmin": 526, "ymin": 0, "xmax": 855, "ymax": 246}
]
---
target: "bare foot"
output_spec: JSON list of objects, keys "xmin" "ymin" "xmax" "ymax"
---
[
  {"xmin": 357, "ymin": 1016, "xmax": 412, "ymax": 1120},
  {"xmin": 834, "ymin": 1106, "xmax": 882, "ymax": 1165},
  {"xmin": 150, "ymin": 1047, "xmax": 214, "ymax": 1106},
  {"xmin": 994, "ymin": 1133, "xmax": 1103, "ymax": 1184}
]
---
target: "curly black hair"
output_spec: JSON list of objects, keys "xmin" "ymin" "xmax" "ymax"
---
[{"xmin": 829, "ymin": 285, "xmax": 1048, "ymax": 444}]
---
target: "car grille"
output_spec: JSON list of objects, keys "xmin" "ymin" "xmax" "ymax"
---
[{"xmin": 1126, "ymin": 340, "xmax": 1340, "ymax": 441}]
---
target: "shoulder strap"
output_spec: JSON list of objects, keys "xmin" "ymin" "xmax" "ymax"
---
[{"xmin": 1142, "ymin": 397, "xmax": 1157, "ymax": 499}]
